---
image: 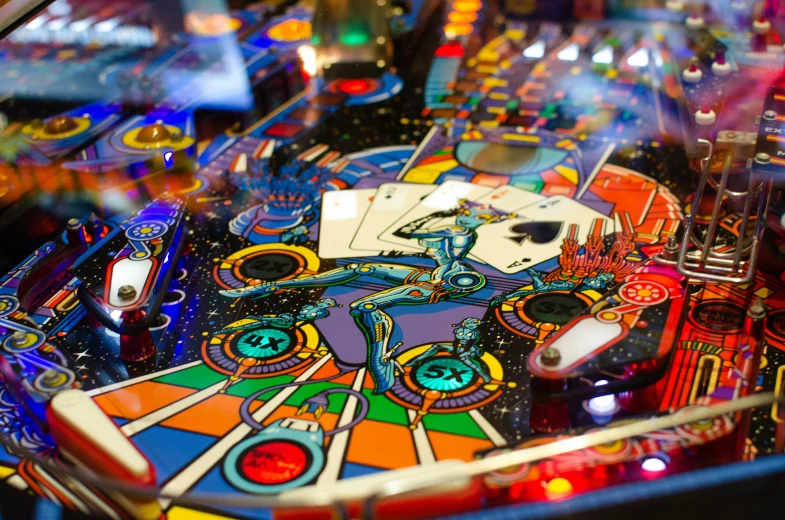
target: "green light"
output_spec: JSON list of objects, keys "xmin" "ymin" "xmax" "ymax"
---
[
  {"xmin": 340, "ymin": 28, "xmax": 370, "ymax": 46},
  {"xmin": 311, "ymin": 35, "xmax": 321, "ymax": 45}
]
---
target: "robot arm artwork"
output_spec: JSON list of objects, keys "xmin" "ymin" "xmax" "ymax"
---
[
  {"xmin": 489, "ymin": 268, "xmax": 554, "ymax": 307},
  {"xmin": 281, "ymin": 206, "xmax": 321, "ymax": 246},
  {"xmin": 296, "ymin": 298, "xmax": 341, "ymax": 321},
  {"xmin": 217, "ymin": 299, "xmax": 340, "ymax": 334},
  {"xmin": 392, "ymin": 208, "xmax": 460, "ymax": 240},
  {"xmin": 280, "ymin": 225, "xmax": 310, "ymax": 246}
]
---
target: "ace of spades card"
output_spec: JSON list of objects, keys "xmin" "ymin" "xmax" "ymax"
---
[{"xmin": 472, "ymin": 195, "xmax": 613, "ymax": 274}]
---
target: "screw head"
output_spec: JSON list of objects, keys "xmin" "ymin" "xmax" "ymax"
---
[
  {"xmin": 755, "ymin": 152, "xmax": 771, "ymax": 164},
  {"xmin": 117, "ymin": 285, "xmax": 137, "ymax": 301},
  {"xmin": 541, "ymin": 348, "xmax": 561, "ymax": 366},
  {"xmin": 748, "ymin": 297, "xmax": 767, "ymax": 320},
  {"xmin": 41, "ymin": 369, "xmax": 64, "ymax": 387},
  {"xmin": 763, "ymin": 110, "xmax": 778, "ymax": 120}
]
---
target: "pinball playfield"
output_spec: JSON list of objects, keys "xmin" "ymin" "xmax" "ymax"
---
[{"xmin": 1, "ymin": 0, "xmax": 785, "ymax": 518}]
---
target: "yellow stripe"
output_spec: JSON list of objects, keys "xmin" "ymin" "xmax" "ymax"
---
[
  {"xmin": 502, "ymin": 133, "xmax": 540, "ymax": 143},
  {"xmin": 774, "ymin": 365, "xmax": 785, "ymax": 423},
  {"xmin": 554, "ymin": 165, "xmax": 579, "ymax": 184},
  {"xmin": 167, "ymin": 507, "xmax": 236, "ymax": 520},
  {"xmin": 403, "ymin": 168, "xmax": 442, "ymax": 184},
  {"xmin": 483, "ymin": 78, "xmax": 508, "ymax": 88}
]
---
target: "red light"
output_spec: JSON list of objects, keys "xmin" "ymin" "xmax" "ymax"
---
[
  {"xmin": 336, "ymin": 78, "xmax": 375, "ymax": 95},
  {"xmin": 435, "ymin": 41, "xmax": 465, "ymax": 58}
]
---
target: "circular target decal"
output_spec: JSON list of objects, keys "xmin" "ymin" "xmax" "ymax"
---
[
  {"xmin": 445, "ymin": 272, "xmax": 485, "ymax": 292},
  {"xmin": 213, "ymin": 243, "xmax": 320, "ymax": 290},
  {"xmin": 126, "ymin": 221, "xmax": 169, "ymax": 241},
  {"xmin": 240, "ymin": 253, "xmax": 300, "ymax": 282},
  {"xmin": 387, "ymin": 348, "xmax": 505, "ymax": 414},
  {"xmin": 224, "ymin": 432, "xmax": 324, "ymax": 494},
  {"xmin": 203, "ymin": 323, "xmax": 323, "ymax": 377},
  {"xmin": 618, "ymin": 280, "xmax": 668, "ymax": 306},
  {"xmin": 496, "ymin": 290, "xmax": 594, "ymax": 338},
  {"xmin": 766, "ymin": 309, "xmax": 785, "ymax": 341},
  {"xmin": 0, "ymin": 296, "xmax": 19, "ymax": 318},
  {"xmin": 523, "ymin": 292, "xmax": 589, "ymax": 325},
  {"xmin": 238, "ymin": 440, "xmax": 311, "ymax": 485},
  {"xmin": 691, "ymin": 301, "xmax": 745, "ymax": 333},
  {"xmin": 233, "ymin": 328, "xmax": 294, "ymax": 360},
  {"xmin": 412, "ymin": 357, "xmax": 479, "ymax": 392}
]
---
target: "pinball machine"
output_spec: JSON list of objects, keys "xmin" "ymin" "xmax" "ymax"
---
[{"xmin": 1, "ymin": 0, "xmax": 785, "ymax": 518}]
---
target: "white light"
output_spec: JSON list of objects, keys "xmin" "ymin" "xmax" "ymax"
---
[
  {"xmin": 641, "ymin": 457, "xmax": 667, "ymax": 472},
  {"xmin": 297, "ymin": 45, "xmax": 317, "ymax": 77},
  {"xmin": 110, "ymin": 310, "xmax": 122, "ymax": 321},
  {"xmin": 588, "ymin": 393, "xmax": 616, "ymax": 414},
  {"xmin": 627, "ymin": 48, "xmax": 649, "ymax": 68},
  {"xmin": 557, "ymin": 42, "xmax": 579, "ymax": 61},
  {"xmin": 25, "ymin": 15, "xmax": 48, "ymax": 30},
  {"xmin": 46, "ymin": 17, "xmax": 71, "ymax": 31},
  {"xmin": 592, "ymin": 46, "xmax": 614, "ymax": 64},
  {"xmin": 523, "ymin": 40, "xmax": 545, "ymax": 59},
  {"xmin": 94, "ymin": 16, "xmax": 121, "ymax": 32},
  {"xmin": 588, "ymin": 380, "xmax": 615, "ymax": 414},
  {"xmin": 69, "ymin": 17, "xmax": 95, "ymax": 32}
]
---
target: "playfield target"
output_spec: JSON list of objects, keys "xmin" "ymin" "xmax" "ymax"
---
[
  {"xmin": 203, "ymin": 322, "xmax": 324, "ymax": 378},
  {"xmin": 126, "ymin": 221, "xmax": 169, "ymax": 241},
  {"xmin": 618, "ymin": 280, "xmax": 669, "ymax": 306},
  {"xmin": 0, "ymin": 296, "xmax": 19, "ymax": 318},
  {"xmin": 213, "ymin": 243, "xmax": 319, "ymax": 290},
  {"xmin": 387, "ymin": 348, "xmax": 507, "ymax": 417},
  {"xmin": 496, "ymin": 290, "xmax": 595, "ymax": 338},
  {"xmin": 412, "ymin": 357, "xmax": 480, "ymax": 392}
]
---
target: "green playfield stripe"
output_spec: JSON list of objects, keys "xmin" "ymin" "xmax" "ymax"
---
[
  {"xmin": 224, "ymin": 374, "xmax": 296, "ymax": 398},
  {"xmin": 361, "ymin": 389, "xmax": 410, "ymax": 426},
  {"xmin": 153, "ymin": 364, "xmax": 226, "ymax": 389},
  {"xmin": 422, "ymin": 411, "xmax": 488, "ymax": 440}
]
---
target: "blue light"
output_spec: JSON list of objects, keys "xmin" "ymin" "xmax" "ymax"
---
[{"xmin": 164, "ymin": 151, "xmax": 174, "ymax": 168}]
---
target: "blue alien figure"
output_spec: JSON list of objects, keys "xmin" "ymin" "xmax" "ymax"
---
[
  {"xmin": 229, "ymin": 158, "xmax": 332, "ymax": 245},
  {"xmin": 400, "ymin": 317, "xmax": 492, "ymax": 382},
  {"xmin": 216, "ymin": 298, "xmax": 340, "ymax": 333},
  {"xmin": 220, "ymin": 201, "xmax": 511, "ymax": 393},
  {"xmin": 489, "ymin": 268, "xmax": 615, "ymax": 307}
]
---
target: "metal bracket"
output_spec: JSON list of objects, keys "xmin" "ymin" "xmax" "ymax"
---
[{"xmin": 657, "ymin": 139, "xmax": 772, "ymax": 284}]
